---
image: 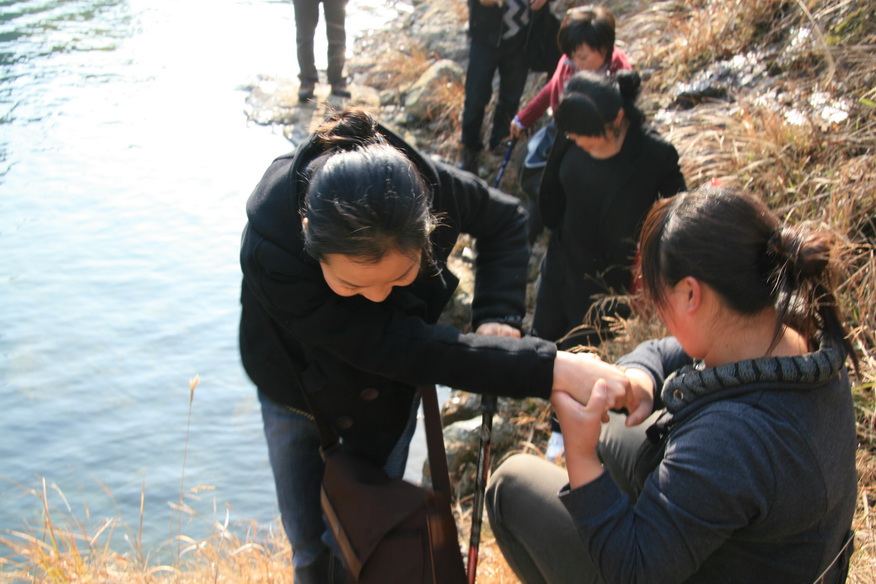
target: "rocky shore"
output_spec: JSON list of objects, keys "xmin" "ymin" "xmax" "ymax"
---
[{"xmin": 242, "ymin": 0, "xmax": 875, "ymax": 497}]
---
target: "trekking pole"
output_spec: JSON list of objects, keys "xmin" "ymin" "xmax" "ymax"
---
[
  {"xmin": 466, "ymin": 393, "xmax": 498, "ymax": 583},
  {"xmin": 492, "ymin": 139, "xmax": 517, "ymax": 189}
]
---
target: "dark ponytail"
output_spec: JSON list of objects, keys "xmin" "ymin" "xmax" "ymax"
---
[
  {"xmin": 638, "ymin": 184, "xmax": 856, "ymax": 366},
  {"xmin": 554, "ymin": 69, "xmax": 644, "ymax": 137}
]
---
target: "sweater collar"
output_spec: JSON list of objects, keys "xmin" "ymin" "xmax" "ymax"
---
[{"xmin": 661, "ymin": 336, "xmax": 846, "ymax": 413}]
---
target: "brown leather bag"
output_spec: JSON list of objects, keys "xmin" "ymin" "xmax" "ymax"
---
[{"xmin": 312, "ymin": 385, "xmax": 468, "ymax": 584}]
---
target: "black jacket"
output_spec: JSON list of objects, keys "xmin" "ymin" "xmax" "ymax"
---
[
  {"xmin": 239, "ymin": 125, "xmax": 556, "ymax": 464},
  {"xmin": 467, "ymin": 0, "xmax": 553, "ymax": 48}
]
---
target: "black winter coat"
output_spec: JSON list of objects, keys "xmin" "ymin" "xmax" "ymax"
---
[
  {"xmin": 467, "ymin": 0, "xmax": 554, "ymax": 48},
  {"xmin": 239, "ymin": 125, "xmax": 556, "ymax": 465}
]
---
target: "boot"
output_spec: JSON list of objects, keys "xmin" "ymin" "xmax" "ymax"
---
[
  {"xmin": 298, "ymin": 79, "xmax": 316, "ymax": 103},
  {"xmin": 330, "ymin": 82, "xmax": 351, "ymax": 98},
  {"xmin": 457, "ymin": 145, "xmax": 480, "ymax": 174}
]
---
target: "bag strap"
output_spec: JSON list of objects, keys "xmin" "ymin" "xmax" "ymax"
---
[
  {"xmin": 420, "ymin": 384, "xmax": 453, "ymax": 498},
  {"xmin": 300, "ymin": 382, "xmax": 453, "ymax": 497}
]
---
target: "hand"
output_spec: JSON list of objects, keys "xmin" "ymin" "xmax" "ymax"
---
[
  {"xmin": 624, "ymin": 367, "xmax": 656, "ymax": 427},
  {"xmin": 509, "ymin": 122, "xmax": 526, "ymax": 141},
  {"xmin": 530, "ymin": 0, "xmax": 548, "ymax": 10},
  {"xmin": 551, "ymin": 379, "xmax": 611, "ymax": 487},
  {"xmin": 551, "ymin": 351, "xmax": 631, "ymax": 409},
  {"xmin": 475, "ymin": 321, "xmax": 523, "ymax": 338}
]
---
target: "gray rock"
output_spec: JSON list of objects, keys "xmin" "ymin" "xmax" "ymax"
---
[{"xmin": 404, "ymin": 59, "xmax": 465, "ymax": 121}]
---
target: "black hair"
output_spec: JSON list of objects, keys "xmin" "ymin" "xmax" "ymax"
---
[
  {"xmin": 638, "ymin": 184, "xmax": 856, "ymax": 365},
  {"xmin": 557, "ymin": 5, "xmax": 616, "ymax": 63},
  {"xmin": 301, "ymin": 108, "xmax": 437, "ymax": 266},
  {"xmin": 554, "ymin": 69, "xmax": 643, "ymax": 137}
]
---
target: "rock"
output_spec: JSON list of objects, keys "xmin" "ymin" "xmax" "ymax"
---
[
  {"xmin": 422, "ymin": 414, "xmax": 518, "ymax": 497},
  {"xmin": 403, "ymin": 59, "xmax": 465, "ymax": 122},
  {"xmin": 440, "ymin": 390, "xmax": 483, "ymax": 425},
  {"xmin": 244, "ymin": 75, "xmax": 381, "ymax": 146}
]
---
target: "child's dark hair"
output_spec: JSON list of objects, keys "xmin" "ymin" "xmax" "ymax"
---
[
  {"xmin": 554, "ymin": 70, "xmax": 643, "ymax": 137},
  {"xmin": 557, "ymin": 5, "xmax": 616, "ymax": 62},
  {"xmin": 638, "ymin": 184, "xmax": 856, "ymax": 366},
  {"xmin": 302, "ymin": 108, "xmax": 437, "ymax": 266}
]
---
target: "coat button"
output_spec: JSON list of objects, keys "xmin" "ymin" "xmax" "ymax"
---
[
  {"xmin": 360, "ymin": 388, "xmax": 379, "ymax": 401},
  {"xmin": 335, "ymin": 416, "xmax": 354, "ymax": 430}
]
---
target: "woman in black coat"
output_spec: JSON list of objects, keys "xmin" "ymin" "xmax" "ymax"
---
[
  {"xmin": 533, "ymin": 70, "xmax": 687, "ymax": 349},
  {"xmin": 238, "ymin": 107, "xmax": 629, "ymax": 584}
]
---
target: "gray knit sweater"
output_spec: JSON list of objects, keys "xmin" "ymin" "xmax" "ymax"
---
[{"xmin": 561, "ymin": 336, "xmax": 856, "ymax": 583}]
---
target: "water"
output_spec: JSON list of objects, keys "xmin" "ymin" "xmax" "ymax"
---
[{"xmin": 0, "ymin": 0, "xmax": 417, "ymax": 563}]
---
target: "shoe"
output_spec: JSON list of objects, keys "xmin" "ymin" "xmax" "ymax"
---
[
  {"xmin": 457, "ymin": 146, "xmax": 480, "ymax": 173},
  {"xmin": 545, "ymin": 431, "xmax": 565, "ymax": 462},
  {"xmin": 330, "ymin": 83, "xmax": 351, "ymax": 98},
  {"xmin": 298, "ymin": 79, "xmax": 316, "ymax": 103}
]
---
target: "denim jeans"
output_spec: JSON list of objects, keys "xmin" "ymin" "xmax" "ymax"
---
[
  {"xmin": 292, "ymin": 0, "xmax": 347, "ymax": 85},
  {"xmin": 259, "ymin": 389, "xmax": 420, "ymax": 584},
  {"xmin": 460, "ymin": 33, "xmax": 529, "ymax": 151}
]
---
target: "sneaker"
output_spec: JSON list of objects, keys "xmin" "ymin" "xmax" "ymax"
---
[
  {"xmin": 298, "ymin": 79, "xmax": 316, "ymax": 103},
  {"xmin": 545, "ymin": 431, "xmax": 565, "ymax": 462},
  {"xmin": 330, "ymin": 83, "xmax": 351, "ymax": 98}
]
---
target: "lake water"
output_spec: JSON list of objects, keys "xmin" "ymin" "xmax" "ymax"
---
[{"xmin": 0, "ymin": 0, "xmax": 426, "ymax": 564}]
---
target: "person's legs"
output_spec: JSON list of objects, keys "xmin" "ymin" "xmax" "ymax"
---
[
  {"xmin": 490, "ymin": 35, "xmax": 529, "ymax": 150},
  {"xmin": 460, "ymin": 39, "xmax": 499, "ymax": 151},
  {"xmin": 531, "ymin": 242, "xmax": 571, "ymax": 343},
  {"xmin": 293, "ymin": 0, "xmax": 320, "ymax": 97},
  {"xmin": 597, "ymin": 409, "xmax": 661, "ymax": 503},
  {"xmin": 487, "ymin": 454, "xmax": 603, "ymax": 584},
  {"xmin": 322, "ymin": 0, "xmax": 348, "ymax": 91},
  {"xmin": 259, "ymin": 391, "xmax": 344, "ymax": 584}
]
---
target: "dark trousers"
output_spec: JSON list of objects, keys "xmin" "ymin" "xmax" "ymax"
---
[
  {"xmin": 293, "ymin": 0, "xmax": 347, "ymax": 85},
  {"xmin": 461, "ymin": 34, "xmax": 529, "ymax": 151}
]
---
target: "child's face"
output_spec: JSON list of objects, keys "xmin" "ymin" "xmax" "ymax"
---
[{"xmin": 570, "ymin": 43, "xmax": 608, "ymax": 72}]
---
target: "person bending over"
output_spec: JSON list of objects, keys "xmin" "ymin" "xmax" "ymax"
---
[{"xmin": 238, "ymin": 107, "xmax": 631, "ymax": 584}]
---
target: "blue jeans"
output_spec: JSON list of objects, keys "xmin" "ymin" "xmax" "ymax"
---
[{"xmin": 259, "ymin": 389, "xmax": 420, "ymax": 584}]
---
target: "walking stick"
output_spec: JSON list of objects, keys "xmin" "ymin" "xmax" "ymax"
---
[
  {"xmin": 466, "ymin": 393, "xmax": 498, "ymax": 583},
  {"xmin": 492, "ymin": 139, "xmax": 517, "ymax": 189}
]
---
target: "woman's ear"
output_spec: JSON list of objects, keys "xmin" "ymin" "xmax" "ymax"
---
[
  {"xmin": 677, "ymin": 276, "xmax": 703, "ymax": 314},
  {"xmin": 613, "ymin": 108, "xmax": 625, "ymax": 129},
  {"xmin": 301, "ymin": 216, "xmax": 308, "ymax": 231}
]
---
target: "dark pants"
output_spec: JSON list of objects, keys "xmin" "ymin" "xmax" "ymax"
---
[
  {"xmin": 461, "ymin": 34, "xmax": 529, "ymax": 151},
  {"xmin": 486, "ymin": 411, "xmax": 658, "ymax": 583},
  {"xmin": 293, "ymin": 0, "xmax": 347, "ymax": 85}
]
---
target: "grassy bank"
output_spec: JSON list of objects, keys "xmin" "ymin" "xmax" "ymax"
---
[{"xmin": 2, "ymin": 0, "xmax": 874, "ymax": 581}]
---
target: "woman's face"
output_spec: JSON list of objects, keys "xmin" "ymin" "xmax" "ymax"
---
[
  {"xmin": 570, "ymin": 43, "xmax": 608, "ymax": 72},
  {"xmin": 319, "ymin": 249, "xmax": 421, "ymax": 303},
  {"xmin": 657, "ymin": 278, "xmax": 710, "ymax": 362},
  {"xmin": 565, "ymin": 131, "xmax": 615, "ymax": 155}
]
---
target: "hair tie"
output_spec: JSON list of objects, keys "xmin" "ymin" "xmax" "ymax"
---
[{"xmin": 767, "ymin": 226, "xmax": 784, "ymax": 258}]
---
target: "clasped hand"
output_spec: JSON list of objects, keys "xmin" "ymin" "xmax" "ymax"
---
[{"xmin": 551, "ymin": 352, "xmax": 655, "ymax": 487}]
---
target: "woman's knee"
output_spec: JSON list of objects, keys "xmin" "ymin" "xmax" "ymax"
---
[{"xmin": 487, "ymin": 454, "xmax": 560, "ymax": 527}]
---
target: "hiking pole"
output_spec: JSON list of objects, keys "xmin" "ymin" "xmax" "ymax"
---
[
  {"xmin": 466, "ymin": 393, "xmax": 498, "ymax": 583},
  {"xmin": 492, "ymin": 139, "xmax": 517, "ymax": 189}
]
